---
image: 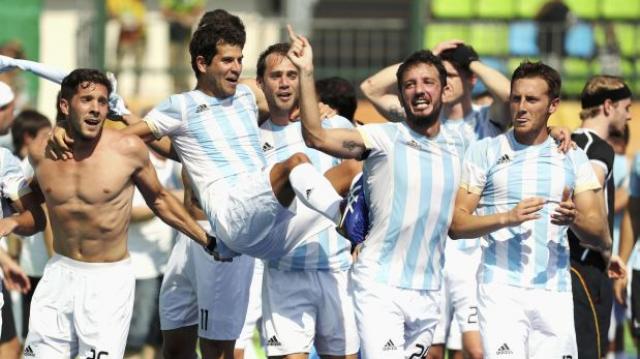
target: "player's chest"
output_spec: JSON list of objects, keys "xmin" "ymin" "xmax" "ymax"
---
[{"xmin": 36, "ymin": 159, "xmax": 132, "ymax": 204}]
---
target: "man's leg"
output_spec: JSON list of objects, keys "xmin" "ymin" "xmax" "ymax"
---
[
  {"xmin": 460, "ymin": 331, "xmax": 483, "ymax": 359},
  {"xmin": 270, "ymin": 153, "xmax": 344, "ymax": 223},
  {"xmin": 0, "ymin": 285, "xmax": 20, "ymax": 359},
  {"xmin": 162, "ymin": 326, "xmax": 198, "ymax": 359},
  {"xmin": 200, "ymin": 338, "xmax": 235, "ymax": 359},
  {"xmin": 160, "ymin": 235, "xmax": 199, "ymax": 359}
]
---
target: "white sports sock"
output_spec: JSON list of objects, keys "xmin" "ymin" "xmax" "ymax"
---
[{"xmin": 289, "ymin": 162, "xmax": 342, "ymax": 224}]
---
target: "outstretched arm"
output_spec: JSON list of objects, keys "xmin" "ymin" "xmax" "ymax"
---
[
  {"xmin": 469, "ymin": 60, "xmax": 510, "ymax": 129},
  {"xmin": 128, "ymin": 136, "xmax": 208, "ymax": 247},
  {"xmin": 288, "ymin": 26, "xmax": 368, "ymax": 160}
]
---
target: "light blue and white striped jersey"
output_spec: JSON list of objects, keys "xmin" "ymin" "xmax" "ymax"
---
[
  {"xmin": 442, "ymin": 104, "xmax": 502, "ymax": 252},
  {"xmin": 144, "ymin": 84, "xmax": 265, "ymax": 217},
  {"xmin": 461, "ymin": 131, "xmax": 600, "ymax": 291},
  {"xmin": 351, "ymin": 121, "xmax": 466, "ymax": 290},
  {"xmin": 612, "ymin": 153, "xmax": 629, "ymax": 256},
  {"xmin": 260, "ymin": 116, "xmax": 353, "ymax": 271},
  {"xmin": 627, "ymin": 153, "xmax": 640, "ymax": 270},
  {"xmin": 0, "ymin": 149, "xmax": 30, "ymax": 219}
]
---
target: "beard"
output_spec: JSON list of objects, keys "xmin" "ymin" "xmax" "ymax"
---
[{"xmin": 404, "ymin": 99, "xmax": 442, "ymax": 130}]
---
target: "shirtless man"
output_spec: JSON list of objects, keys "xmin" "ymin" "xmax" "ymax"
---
[{"xmin": 18, "ymin": 68, "xmax": 210, "ymax": 359}]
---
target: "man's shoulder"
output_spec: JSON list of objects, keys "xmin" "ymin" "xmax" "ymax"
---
[
  {"xmin": 571, "ymin": 129, "xmax": 614, "ymax": 165},
  {"xmin": 104, "ymin": 129, "xmax": 147, "ymax": 157}
]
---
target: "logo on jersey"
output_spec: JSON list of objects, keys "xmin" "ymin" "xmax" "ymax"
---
[
  {"xmin": 195, "ymin": 104, "xmax": 209, "ymax": 113},
  {"xmin": 496, "ymin": 154, "xmax": 511, "ymax": 165},
  {"xmin": 23, "ymin": 345, "xmax": 35, "ymax": 357},
  {"xmin": 382, "ymin": 339, "xmax": 397, "ymax": 351},
  {"xmin": 262, "ymin": 142, "xmax": 274, "ymax": 152},
  {"xmin": 306, "ymin": 188, "xmax": 313, "ymax": 199},
  {"xmin": 267, "ymin": 336, "xmax": 282, "ymax": 346},
  {"xmin": 405, "ymin": 140, "xmax": 422, "ymax": 151},
  {"xmin": 496, "ymin": 343, "xmax": 513, "ymax": 355}
]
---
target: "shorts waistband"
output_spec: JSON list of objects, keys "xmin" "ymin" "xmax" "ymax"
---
[{"xmin": 49, "ymin": 254, "xmax": 132, "ymax": 271}]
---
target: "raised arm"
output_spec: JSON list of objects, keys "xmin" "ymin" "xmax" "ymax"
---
[
  {"xmin": 359, "ymin": 63, "xmax": 405, "ymax": 122},
  {"xmin": 469, "ymin": 60, "xmax": 510, "ymax": 128},
  {"xmin": 287, "ymin": 26, "xmax": 368, "ymax": 160},
  {"xmin": 127, "ymin": 135, "xmax": 208, "ymax": 247}
]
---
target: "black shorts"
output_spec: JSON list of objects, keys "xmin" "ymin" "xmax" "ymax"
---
[
  {"xmin": 570, "ymin": 259, "xmax": 613, "ymax": 359},
  {"xmin": 631, "ymin": 269, "xmax": 640, "ymax": 337},
  {"xmin": 0, "ymin": 284, "xmax": 17, "ymax": 343}
]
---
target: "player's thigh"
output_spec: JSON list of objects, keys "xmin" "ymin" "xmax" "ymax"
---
[
  {"xmin": 262, "ymin": 268, "xmax": 317, "ymax": 357},
  {"xmin": 477, "ymin": 284, "xmax": 528, "ymax": 359},
  {"xmin": 162, "ymin": 325, "xmax": 198, "ymax": 358},
  {"xmin": 314, "ymin": 270, "xmax": 359, "ymax": 357},
  {"xmin": 528, "ymin": 290, "xmax": 577, "ymax": 359},
  {"xmin": 350, "ymin": 273, "xmax": 404, "ymax": 359}
]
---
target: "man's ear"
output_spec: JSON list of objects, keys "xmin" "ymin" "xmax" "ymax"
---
[
  {"xmin": 195, "ymin": 55, "xmax": 208, "ymax": 75},
  {"xmin": 548, "ymin": 97, "xmax": 560, "ymax": 115},
  {"xmin": 59, "ymin": 98, "xmax": 70, "ymax": 117}
]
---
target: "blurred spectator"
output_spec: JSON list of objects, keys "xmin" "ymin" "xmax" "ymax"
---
[
  {"xmin": 161, "ymin": 0, "xmax": 204, "ymax": 93},
  {"xmin": 10, "ymin": 109, "xmax": 53, "ymax": 341},
  {"xmin": 0, "ymin": 82, "xmax": 16, "ymax": 152},
  {"xmin": 107, "ymin": 0, "xmax": 147, "ymax": 94},
  {"xmin": 125, "ymin": 150, "xmax": 182, "ymax": 359},
  {"xmin": 0, "ymin": 41, "xmax": 28, "ymax": 112},
  {"xmin": 535, "ymin": 0, "xmax": 574, "ymax": 69},
  {"xmin": 315, "ymin": 77, "xmax": 358, "ymax": 123},
  {"xmin": 599, "ymin": 24, "xmax": 622, "ymax": 76}
]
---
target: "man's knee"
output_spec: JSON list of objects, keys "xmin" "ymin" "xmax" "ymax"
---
[
  {"xmin": 426, "ymin": 344, "xmax": 444, "ymax": 359},
  {"xmin": 285, "ymin": 152, "xmax": 311, "ymax": 169},
  {"xmin": 464, "ymin": 347, "xmax": 483, "ymax": 359},
  {"xmin": 200, "ymin": 338, "xmax": 235, "ymax": 357}
]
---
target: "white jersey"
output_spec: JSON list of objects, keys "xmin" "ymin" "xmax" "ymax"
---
[
  {"xmin": 0, "ymin": 148, "xmax": 29, "ymax": 218},
  {"xmin": 442, "ymin": 104, "xmax": 502, "ymax": 252},
  {"xmin": 461, "ymin": 131, "xmax": 600, "ymax": 291},
  {"xmin": 352, "ymin": 122, "xmax": 466, "ymax": 290},
  {"xmin": 128, "ymin": 154, "xmax": 182, "ymax": 279},
  {"xmin": 19, "ymin": 157, "xmax": 48, "ymax": 277},
  {"xmin": 259, "ymin": 116, "xmax": 353, "ymax": 271},
  {"xmin": 144, "ymin": 85, "xmax": 264, "ymax": 218},
  {"xmin": 628, "ymin": 153, "xmax": 640, "ymax": 270}
]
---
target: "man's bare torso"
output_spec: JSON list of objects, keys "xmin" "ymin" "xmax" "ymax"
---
[{"xmin": 31, "ymin": 128, "xmax": 144, "ymax": 262}]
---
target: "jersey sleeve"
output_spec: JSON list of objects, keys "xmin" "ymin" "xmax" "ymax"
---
[
  {"xmin": 460, "ymin": 139, "xmax": 491, "ymax": 195},
  {"xmin": 571, "ymin": 148, "xmax": 602, "ymax": 194},
  {"xmin": 0, "ymin": 150, "xmax": 31, "ymax": 201},
  {"xmin": 324, "ymin": 115, "xmax": 355, "ymax": 130},
  {"xmin": 143, "ymin": 94, "xmax": 184, "ymax": 139},
  {"xmin": 356, "ymin": 123, "xmax": 397, "ymax": 154}
]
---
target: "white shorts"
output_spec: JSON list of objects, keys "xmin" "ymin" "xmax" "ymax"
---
[
  {"xmin": 210, "ymin": 167, "xmax": 296, "ymax": 259},
  {"xmin": 23, "ymin": 254, "xmax": 135, "ymax": 359},
  {"xmin": 478, "ymin": 283, "xmax": 577, "ymax": 359},
  {"xmin": 159, "ymin": 221, "xmax": 254, "ymax": 340},
  {"xmin": 351, "ymin": 272, "xmax": 439, "ymax": 359},
  {"xmin": 235, "ymin": 259, "xmax": 264, "ymax": 349},
  {"xmin": 262, "ymin": 267, "xmax": 359, "ymax": 356},
  {"xmin": 433, "ymin": 246, "xmax": 480, "ymax": 348}
]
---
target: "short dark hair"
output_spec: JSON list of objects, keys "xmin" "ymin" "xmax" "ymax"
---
[
  {"xmin": 511, "ymin": 61, "xmax": 561, "ymax": 99},
  {"xmin": 189, "ymin": 11, "xmax": 246, "ymax": 78},
  {"xmin": 256, "ymin": 43, "xmax": 290, "ymax": 80},
  {"xmin": 11, "ymin": 109, "xmax": 51, "ymax": 156},
  {"xmin": 198, "ymin": 9, "xmax": 244, "ymax": 30},
  {"xmin": 60, "ymin": 69, "xmax": 112, "ymax": 103},
  {"xmin": 315, "ymin": 77, "xmax": 357, "ymax": 121},
  {"xmin": 396, "ymin": 50, "xmax": 447, "ymax": 93},
  {"xmin": 439, "ymin": 49, "xmax": 472, "ymax": 79}
]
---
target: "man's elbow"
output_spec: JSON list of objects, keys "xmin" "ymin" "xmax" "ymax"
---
[{"xmin": 448, "ymin": 223, "xmax": 463, "ymax": 240}]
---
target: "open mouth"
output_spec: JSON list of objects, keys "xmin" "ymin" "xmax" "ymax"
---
[
  {"xmin": 84, "ymin": 118, "xmax": 100, "ymax": 126},
  {"xmin": 277, "ymin": 92, "xmax": 292, "ymax": 101},
  {"xmin": 412, "ymin": 98, "xmax": 431, "ymax": 111}
]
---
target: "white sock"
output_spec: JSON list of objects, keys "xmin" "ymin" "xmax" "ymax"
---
[{"xmin": 289, "ymin": 162, "xmax": 342, "ymax": 224}]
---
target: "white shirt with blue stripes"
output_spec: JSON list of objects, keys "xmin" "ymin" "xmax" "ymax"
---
[
  {"xmin": 461, "ymin": 130, "xmax": 600, "ymax": 292},
  {"xmin": 259, "ymin": 116, "xmax": 353, "ymax": 272},
  {"xmin": 351, "ymin": 121, "xmax": 467, "ymax": 290},
  {"xmin": 143, "ymin": 84, "xmax": 265, "ymax": 219}
]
